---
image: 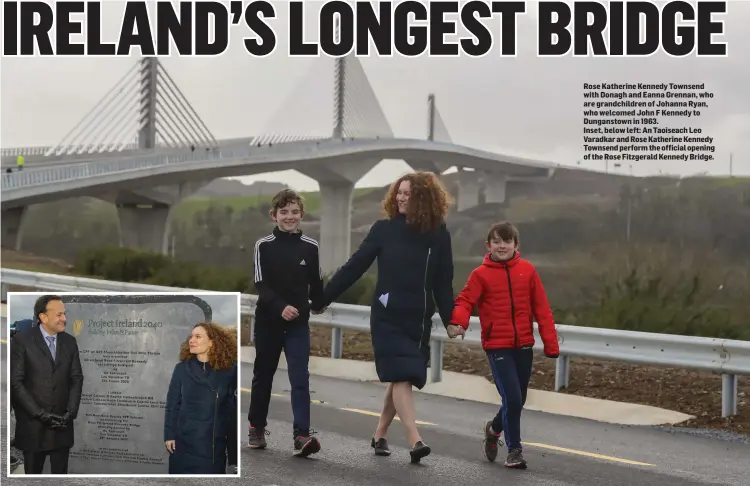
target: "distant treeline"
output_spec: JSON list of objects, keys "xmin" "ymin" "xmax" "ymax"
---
[{"xmin": 16, "ymin": 179, "xmax": 750, "ymax": 340}]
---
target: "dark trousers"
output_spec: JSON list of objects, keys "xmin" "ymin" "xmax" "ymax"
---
[
  {"xmin": 248, "ymin": 319, "xmax": 311, "ymax": 437},
  {"xmin": 486, "ymin": 347, "xmax": 534, "ymax": 451},
  {"xmin": 23, "ymin": 448, "xmax": 70, "ymax": 474}
]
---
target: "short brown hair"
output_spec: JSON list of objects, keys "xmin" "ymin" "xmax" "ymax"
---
[
  {"xmin": 382, "ymin": 171, "xmax": 453, "ymax": 233},
  {"xmin": 179, "ymin": 322, "xmax": 237, "ymax": 371},
  {"xmin": 270, "ymin": 189, "xmax": 304, "ymax": 216},
  {"xmin": 486, "ymin": 222, "xmax": 519, "ymax": 244}
]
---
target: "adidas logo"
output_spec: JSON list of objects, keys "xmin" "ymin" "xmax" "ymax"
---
[{"xmin": 300, "ymin": 259, "xmax": 306, "ymax": 266}]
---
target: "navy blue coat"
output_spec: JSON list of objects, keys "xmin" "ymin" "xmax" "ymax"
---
[
  {"xmin": 11, "ymin": 319, "xmax": 34, "ymax": 335},
  {"xmin": 164, "ymin": 359, "xmax": 238, "ymax": 474},
  {"xmin": 323, "ymin": 215, "xmax": 455, "ymax": 389}
]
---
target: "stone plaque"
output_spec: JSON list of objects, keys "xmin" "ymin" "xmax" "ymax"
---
[{"xmin": 60, "ymin": 294, "xmax": 215, "ymax": 474}]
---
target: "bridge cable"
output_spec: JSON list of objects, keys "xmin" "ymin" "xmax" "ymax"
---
[
  {"xmin": 250, "ymin": 58, "xmax": 333, "ymax": 145},
  {"xmin": 338, "ymin": 56, "xmax": 393, "ymax": 139},
  {"xmin": 46, "ymin": 62, "xmax": 140, "ymax": 156},
  {"xmin": 70, "ymin": 74, "xmax": 139, "ymax": 154},
  {"xmin": 155, "ymin": 62, "xmax": 218, "ymax": 148},
  {"xmin": 86, "ymin": 82, "xmax": 141, "ymax": 153},
  {"xmin": 154, "ymin": 69, "xmax": 214, "ymax": 148},
  {"xmin": 432, "ymin": 104, "xmax": 452, "ymax": 143}
]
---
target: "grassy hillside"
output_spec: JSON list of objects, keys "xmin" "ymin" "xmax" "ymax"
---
[{"xmin": 173, "ymin": 187, "xmax": 379, "ymax": 222}]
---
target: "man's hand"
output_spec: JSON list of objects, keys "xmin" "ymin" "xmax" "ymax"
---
[
  {"xmin": 311, "ymin": 306, "xmax": 327, "ymax": 315},
  {"xmin": 281, "ymin": 306, "xmax": 299, "ymax": 321},
  {"xmin": 57, "ymin": 412, "xmax": 72, "ymax": 428},
  {"xmin": 165, "ymin": 440, "xmax": 176, "ymax": 453},
  {"xmin": 446, "ymin": 324, "xmax": 466, "ymax": 339},
  {"xmin": 35, "ymin": 412, "xmax": 65, "ymax": 429}
]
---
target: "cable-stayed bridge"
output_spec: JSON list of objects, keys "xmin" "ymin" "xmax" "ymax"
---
[{"xmin": 1, "ymin": 54, "xmax": 564, "ymax": 273}]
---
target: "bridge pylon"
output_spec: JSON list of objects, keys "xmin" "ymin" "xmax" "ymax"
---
[
  {"xmin": 251, "ymin": 17, "xmax": 393, "ymax": 274},
  {"xmin": 45, "ymin": 58, "xmax": 217, "ymax": 157},
  {"xmin": 294, "ymin": 52, "xmax": 394, "ymax": 275},
  {"xmin": 406, "ymin": 93, "xmax": 455, "ymax": 175},
  {"xmin": 1, "ymin": 58, "xmax": 216, "ymax": 254}
]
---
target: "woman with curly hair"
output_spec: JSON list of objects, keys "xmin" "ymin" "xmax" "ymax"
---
[
  {"xmin": 321, "ymin": 171, "xmax": 465, "ymax": 463},
  {"xmin": 164, "ymin": 322, "xmax": 238, "ymax": 474}
]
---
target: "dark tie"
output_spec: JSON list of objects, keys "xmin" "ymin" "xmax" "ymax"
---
[{"xmin": 46, "ymin": 336, "xmax": 56, "ymax": 360}]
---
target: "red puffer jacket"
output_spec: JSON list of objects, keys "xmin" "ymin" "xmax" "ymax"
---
[{"xmin": 451, "ymin": 251, "xmax": 559, "ymax": 356}]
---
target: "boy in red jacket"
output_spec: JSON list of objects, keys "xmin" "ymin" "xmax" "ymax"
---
[{"xmin": 451, "ymin": 222, "xmax": 559, "ymax": 469}]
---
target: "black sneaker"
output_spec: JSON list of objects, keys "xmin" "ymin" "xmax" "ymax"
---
[
  {"xmin": 294, "ymin": 431, "xmax": 321, "ymax": 458},
  {"xmin": 409, "ymin": 440, "xmax": 431, "ymax": 464},
  {"xmin": 248, "ymin": 425, "xmax": 269, "ymax": 449},
  {"xmin": 371, "ymin": 436, "xmax": 391, "ymax": 456},
  {"xmin": 505, "ymin": 448, "xmax": 527, "ymax": 469},
  {"xmin": 483, "ymin": 421, "xmax": 503, "ymax": 462}
]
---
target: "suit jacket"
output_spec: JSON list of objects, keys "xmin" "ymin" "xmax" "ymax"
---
[{"xmin": 10, "ymin": 326, "xmax": 84, "ymax": 452}]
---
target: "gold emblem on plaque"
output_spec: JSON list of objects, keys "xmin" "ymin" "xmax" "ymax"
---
[{"xmin": 73, "ymin": 319, "xmax": 84, "ymax": 336}]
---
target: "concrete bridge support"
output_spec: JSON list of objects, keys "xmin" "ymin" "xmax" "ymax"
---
[
  {"xmin": 404, "ymin": 159, "xmax": 453, "ymax": 177},
  {"xmin": 298, "ymin": 159, "xmax": 379, "ymax": 275},
  {"xmin": 456, "ymin": 169, "xmax": 481, "ymax": 212},
  {"xmin": 116, "ymin": 203, "xmax": 173, "ymax": 254},
  {"xmin": 1, "ymin": 206, "xmax": 27, "ymax": 251},
  {"xmin": 484, "ymin": 172, "xmax": 508, "ymax": 204},
  {"xmin": 318, "ymin": 180, "xmax": 355, "ymax": 275},
  {"xmin": 101, "ymin": 181, "xmax": 207, "ymax": 255},
  {"xmin": 405, "ymin": 159, "xmax": 441, "ymax": 175}
]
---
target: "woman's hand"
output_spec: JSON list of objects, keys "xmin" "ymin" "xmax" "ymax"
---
[
  {"xmin": 446, "ymin": 324, "xmax": 466, "ymax": 339},
  {"xmin": 165, "ymin": 440, "xmax": 176, "ymax": 453}
]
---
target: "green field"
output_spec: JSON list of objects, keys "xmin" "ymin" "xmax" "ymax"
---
[{"xmin": 173, "ymin": 187, "xmax": 379, "ymax": 221}]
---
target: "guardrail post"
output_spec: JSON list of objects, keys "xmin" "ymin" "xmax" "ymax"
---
[
  {"xmin": 331, "ymin": 327, "xmax": 343, "ymax": 359},
  {"xmin": 555, "ymin": 355, "xmax": 570, "ymax": 391},
  {"xmin": 430, "ymin": 339, "xmax": 443, "ymax": 383},
  {"xmin": 721, "ymin": 373, "xmax": 738, "ymax": 417}
]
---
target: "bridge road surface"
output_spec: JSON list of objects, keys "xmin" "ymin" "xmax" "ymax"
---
[
  {"xmin": 240, "ymin": 361, "xmax": 750, "ymax": 485},
  {"xmin": 2, "ymin": 341, "xmax": 749, "ymax": 485}
]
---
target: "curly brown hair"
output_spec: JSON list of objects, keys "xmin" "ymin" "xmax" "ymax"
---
[
  {"xmin": 179, "ymin": 322, "xmax": 237, "ymax": 371},
  {"xmin": 382, "ymin": 171, "xmax": 453, "ymax": 233},
  {"xmin": 270, "ymin": 188, "xmax": 305, "ymax": 216}
]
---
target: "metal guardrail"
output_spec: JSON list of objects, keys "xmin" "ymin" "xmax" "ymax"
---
[{"xmin": 2, "ymin": 268, "xmax": 747, "ymax": 417}]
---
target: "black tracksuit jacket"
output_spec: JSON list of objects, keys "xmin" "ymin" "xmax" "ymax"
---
[{"xmin": 253, "ymin": 227, "xmax": 325, "ymax": 324}]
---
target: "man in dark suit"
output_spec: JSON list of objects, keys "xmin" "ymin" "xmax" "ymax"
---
[{"xmin": 10, "ymin": 295, "xmax": 84, "ymax": 474}]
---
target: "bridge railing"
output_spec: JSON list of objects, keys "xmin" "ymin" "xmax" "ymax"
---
[
  {"xmin": 2, "ymin": 268, "xmax": 747, "ymax": 417},
  {"xmin": 0, "ymin": 136, "xmax": 338, "ymax": 192},
  {"xmin": 1, "ymin": 146, "xmax": 52, "ymax": 156}
]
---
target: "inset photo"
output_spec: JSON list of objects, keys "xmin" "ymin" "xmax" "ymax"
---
[{"xmin": 7, "ymin": 292, "xmax": 240, "ymax": 477}]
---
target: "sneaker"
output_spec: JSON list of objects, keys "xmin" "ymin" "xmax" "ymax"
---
[
  {"xmin": 371, "ymin": 436, "xmax": 391, "ymax": 456},
  {"xmin": 294, "ymin": 431, "xmax": 321, "ymax": 458},
  {"xmin": 248, "ymin": 425, "xmax": 269, "ymax": 449},
  {"xmin": 409, "ymin": 440, "xmax": 431, "ymax": 464},
  {"xmin": 482, "ymin": 421, "xmax": 503, "ymax": 462},
  {"xmin": 505, "ymin": 448, "xmax": 527, "ymax": 469}
]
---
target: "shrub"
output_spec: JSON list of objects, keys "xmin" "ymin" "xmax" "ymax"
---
[{"xmin": 75, "ymin": 246, "xmax": 253, "ymax": 293}]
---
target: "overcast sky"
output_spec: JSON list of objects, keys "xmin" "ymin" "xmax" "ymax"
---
[
  {"xmin": 1, "ymin": 1, "xmax": 748, "ymax": 191},
  {"xmin": 7, "ymin": 293, "xmax": 240, "ymax": 328}
]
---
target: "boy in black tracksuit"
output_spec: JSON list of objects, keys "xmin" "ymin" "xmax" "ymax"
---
[{"xmin": 247, "ymin": 189, "xmax": 325, "ymax": 457}]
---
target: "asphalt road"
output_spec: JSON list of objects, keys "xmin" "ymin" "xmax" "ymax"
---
[
  {"xmin": 239, "ymin": 362, "xmax": 750, "ymax": 485},
  {"xmin": 2, "ymin": 331, "xmax": 749, "ymax": 484}
]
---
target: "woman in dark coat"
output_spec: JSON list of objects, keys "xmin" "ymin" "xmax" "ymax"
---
[
  {"xmin": 164, "ymin": 322, "xmax": 238, "ymax": 474},
  {"xmin": 321, "ymin": 171, "xmax": 465, "ymax": 463}
]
